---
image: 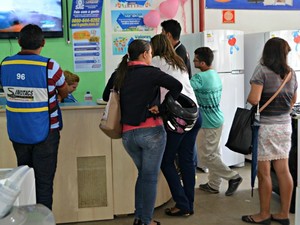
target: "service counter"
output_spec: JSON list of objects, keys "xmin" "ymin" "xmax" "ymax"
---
[{"xmin": 0, "ymin": 103, "xmax": 171, "ymax": 223}]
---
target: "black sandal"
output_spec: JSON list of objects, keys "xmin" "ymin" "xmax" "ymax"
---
[
  {"xmin": 241, "ymin": 215, "xmax": 271, "ymax": 225},
  {"xmin": 271, "ymin": 214, "xmax": 290, "ymax": 225},
  {"xmin": 133, "ymin": 218, "xmax": 141, "ymax": 225},
  {"xmin": 153, "ymin": 220, "xmax": 161, "ymax": 225},
  {"xmin": 141, "ymin": 220, "xmax": 160, "ymax": 225},
  {"xmin": 165, "ymin": 207, "xmax": 191, "ymax": 217}
]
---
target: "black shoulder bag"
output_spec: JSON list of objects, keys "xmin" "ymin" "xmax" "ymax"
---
[{"xmin": 225, "ymin": 72, "xmax": 292, "ymax": 154}]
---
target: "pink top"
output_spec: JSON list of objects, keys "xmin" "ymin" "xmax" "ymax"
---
[{"xmin": 123, "ymin": 117, "xmax": 164, "ymax": 132}]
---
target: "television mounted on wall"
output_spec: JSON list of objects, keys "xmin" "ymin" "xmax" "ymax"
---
[{"xmin": 0, "ymin": 0, "xmax": 63, "ymax": 39}]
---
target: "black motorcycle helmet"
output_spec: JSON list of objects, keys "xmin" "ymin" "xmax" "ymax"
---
[{"xmin": 161, "ymin": 93, "xmax": 199, "ymax": 133}]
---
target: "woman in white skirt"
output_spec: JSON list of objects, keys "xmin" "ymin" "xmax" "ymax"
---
[{"xmin": 242, "ymin": 37, "xmax": 297, "ymax": 225}]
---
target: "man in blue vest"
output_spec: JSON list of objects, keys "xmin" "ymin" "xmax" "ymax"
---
[{"xmin": 0, "ymin": 24, "xmax": 68, "ymax": 210}]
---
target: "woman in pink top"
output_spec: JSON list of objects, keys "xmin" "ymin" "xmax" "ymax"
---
[{"xmin": 103, "ymin": 39, "xmax": 182, "ymax": 225}]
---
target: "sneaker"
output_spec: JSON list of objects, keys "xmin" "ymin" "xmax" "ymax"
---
[
  {"xmin": 199, "ymin": 183, "xmax": 219, "ymax": 194},
  {"xmin": 198, "ymin": 166, "xmax": 209, "ymax": 173},
  {"xmin": 225, "ymin": 176, "xmax": 243, "ymax": 196}
]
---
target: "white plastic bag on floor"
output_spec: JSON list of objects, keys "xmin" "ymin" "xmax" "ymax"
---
[{"xmin": 0, "ymin": 166, "xmax": 31, "ymax": 218}]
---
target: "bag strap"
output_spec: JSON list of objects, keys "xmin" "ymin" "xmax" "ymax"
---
[
  {"xmin": 259, "ymin": 71, "xmax": 292, "ymax": 113},
  {"xmin": 112, "ymin": 86, "xmax": 120, "ymax": 93}
]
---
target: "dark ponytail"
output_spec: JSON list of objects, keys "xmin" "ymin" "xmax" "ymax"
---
[
  {"xmin": 114, "ymin": 39, "xmax": 150, "ymax": 90},
  {"xmin": 114, "ymin": 54, "xmax": 129, "ymax": 90}
]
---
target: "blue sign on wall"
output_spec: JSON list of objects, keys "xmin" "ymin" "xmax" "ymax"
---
[
  {"xmin": 206, "ymin": 0, "xmax": 300, "ymax": 10},
  {"xmin": 70, "ymin": 0, "xmax": 103, "ymax": 29},
  {"xmin": 111, "ymin": 10, "xmax": 153, "ymax": 32}
]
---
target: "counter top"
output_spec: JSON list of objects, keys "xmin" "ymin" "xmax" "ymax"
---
[
  {"xmin": 0, "ymin": 102, "xmax": 106, "ymax": 112},
  {"xmin": 59, "ymin": 102, "xmax": 106, "ymax": 110}
]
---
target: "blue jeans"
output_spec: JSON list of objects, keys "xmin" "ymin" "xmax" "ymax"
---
[
  {"xmin": 12, "ymin": 129, "xmax": 60, "ymax": 210},
  {"xmin": 161, "ymin": 113, "xmax": 202, "ymax": 212},
  {"xmin": 122, "ymin": 125, "xmax": 166, "ymax": 225}
]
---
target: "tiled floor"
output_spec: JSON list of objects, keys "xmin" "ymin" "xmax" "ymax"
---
[{"xmin": 60, "ymin": 161, "xmax": 295, "ymax": 225}]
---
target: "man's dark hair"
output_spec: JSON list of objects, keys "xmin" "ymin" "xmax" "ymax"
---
[
  {"xmin": 161, "ymin": 19, "xmax": 181, "ymax": 40},
  {"xmin": 18, "ymin": 24, "xmax": 44, "ymax": 50},
  {"xmin": 194, "ymin": 47, "xmax": 214, "ymax": 66}
]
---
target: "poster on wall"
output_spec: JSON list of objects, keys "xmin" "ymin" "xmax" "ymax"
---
[
  {"xmin": 112, "ymin": 34, "xmax": 152, "ymax": 55},
  {"xmin": 70, "ymin": 0, "xmax": 104, "ymax": 72},
  {"xmin": 111, "ymin": 0, "xmax": 153, "ymax": 8},
  {"xmin": 206, "ymin": 0, "xmax": 300, "ymax": 10},
  {"xmin": 70, "ymin": 0, "xmax": 103, "ymax": 28},
  {"xmin": 111, "ymin": 10, "xmax": 154, "ymax": 32},
  {"xmin": 72, "ymin": 29, "xmax": 103, "ymax": 72}
]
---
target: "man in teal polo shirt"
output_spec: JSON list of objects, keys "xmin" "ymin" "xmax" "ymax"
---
[{"xmin": 190, "ymin": 47, "xmax": 243, "ymax": 196}]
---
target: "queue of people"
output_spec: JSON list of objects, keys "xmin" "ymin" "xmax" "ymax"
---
[
  {"xmin": 102, "ymin": 19, "xmax": 296, "ymax": 225},
  {"xmin": 0, "ymin": 19, "xmax": 296, "ymax": 225},
  {"xmin": 101, "ymin": 19, "xmax": 245, "ymax": 225}
]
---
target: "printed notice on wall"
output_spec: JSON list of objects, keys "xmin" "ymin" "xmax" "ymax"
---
[
  {"xmin": 70, "ymin": 0, "xmax": 103, "ymax": 28},
  {"xmin": 112, "ymin": 34, "xmax": 151, "ymax": 55},
  {"xmin": 72, "ymin": 29, "xmax": 102, "ymax": 72},
  {"xmin": 109, "ymin": 1, "xmax": 156, "ymax": 56},
  {"xmin": 70, "ymin": 0, "xmax": 103, "ymax": 72},
  {"xmin": 111, "ymin": 10, "xmax": 153, "ymax": 32},
  {"xmin": 111, "ymin": 0, "xmax": 152, "ymax": 8}
]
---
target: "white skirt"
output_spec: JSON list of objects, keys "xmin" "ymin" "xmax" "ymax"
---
[{"xmin": 257, "ymin": 123, "xmax": 292, "ymax": 161}]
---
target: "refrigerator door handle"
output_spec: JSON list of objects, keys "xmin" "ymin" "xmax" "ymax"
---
[{"xmin": 232, "ymin": 70, "xmax": 244, "ymax": 74}]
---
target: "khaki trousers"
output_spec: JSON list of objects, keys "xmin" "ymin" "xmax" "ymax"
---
[{"xmin": 197, "ymin": 126, "xmax": 238, "ymax": 190}]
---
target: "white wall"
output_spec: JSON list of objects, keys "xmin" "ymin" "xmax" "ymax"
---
[{"xmin": 204, "ymin": 9, "xmax": 300, "ymax": 34}]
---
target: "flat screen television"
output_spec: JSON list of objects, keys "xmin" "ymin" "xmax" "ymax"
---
[{"xmin": 0, "ymin": 0, "xmax": 63, "ymax": 39}]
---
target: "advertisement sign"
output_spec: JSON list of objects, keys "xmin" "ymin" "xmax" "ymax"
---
[
  {"xmin": 70, "ymin": 0, "xmax": 103, "ymax": 28},
  {"xmin": 206, "ymin": 0, "xmax": 300, "ymax": 10},
  {"xmin": 72, "ymin": 29, "xmax": 102, "ymax": 72},
  {"xmin": 112, "ymin": 34, "xmax": 151, "ymax": 55},
  {"xmin": 111, "ymin": 10, "xmax": 154, "ymax": 32},
  {"xmin": 111, "ymin": 0, "xmax": 152, "ymax": 8}
]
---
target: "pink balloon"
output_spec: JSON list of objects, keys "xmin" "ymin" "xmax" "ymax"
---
[
  {"xmin": 143, "ymin": 10, "xmax": 161, "ymax": 28},
  {"xmin": 181, "ymin": 0, "xmax": 188, "ymax": 4},
  {"xmin": 159, "ymin": 0, "xmax": 179, "ymax": 19}
]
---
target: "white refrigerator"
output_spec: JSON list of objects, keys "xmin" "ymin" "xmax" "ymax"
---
[
  {"xmin": 181, "ymin": 30, "xmax": 245, "ymax": 167},
  {"xmin": 244, "ymin": 30, "xmax": 300, "ymax": 104}
]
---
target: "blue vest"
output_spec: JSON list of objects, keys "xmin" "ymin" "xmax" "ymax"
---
[{"xmin": 1, "ymin": 54, "xmax": 50, "ymax": 144}]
